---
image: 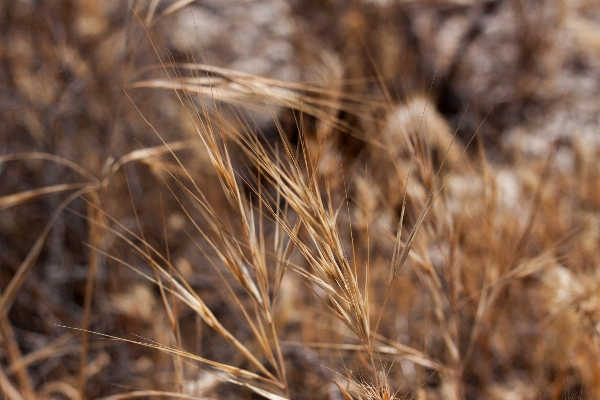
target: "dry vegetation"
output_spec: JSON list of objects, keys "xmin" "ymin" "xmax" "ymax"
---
[{"xmin": 3, "ymin": 1, "xmax": 600, "ymax": 399}]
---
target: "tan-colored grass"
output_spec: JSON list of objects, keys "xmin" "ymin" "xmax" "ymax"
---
[{"xmin": 3, "ymin": 1, "xmax": 600, "ymax": 400}]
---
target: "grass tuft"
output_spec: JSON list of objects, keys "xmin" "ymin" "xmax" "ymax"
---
[{"xmin": 3, "ymin": 1, "xmax": 600, "ymax": 399}]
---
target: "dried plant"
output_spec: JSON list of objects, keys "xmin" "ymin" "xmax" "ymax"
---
[{"xmin": 3, "ymin": 1, "xmax": 600, "ymax": 400}]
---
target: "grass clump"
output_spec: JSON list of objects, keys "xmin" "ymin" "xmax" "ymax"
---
[{"xmin": 3, "ymin": 1, "xmax": 600, "ymax": 399}]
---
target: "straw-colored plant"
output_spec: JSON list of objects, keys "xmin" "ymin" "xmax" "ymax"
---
[{"xmin": 4, "ymin": 1, "xmax": 600, "ymax": 400}]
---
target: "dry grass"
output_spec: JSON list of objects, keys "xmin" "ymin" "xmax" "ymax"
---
[{"xmin": 3, "ymin": 1, "xmax": 600, "ymax": 399}]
